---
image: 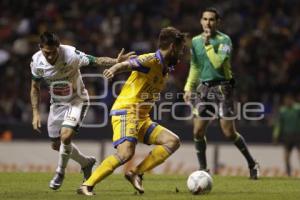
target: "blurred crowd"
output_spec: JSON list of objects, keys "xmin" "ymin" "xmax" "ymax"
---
[{"xmin": 1, "ymin": 0, "xmax": 300, "ymax": 126}]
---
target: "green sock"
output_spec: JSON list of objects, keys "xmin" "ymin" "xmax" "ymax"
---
[
  {"xmin": 232, "ymin": 133, "xmax": 255, "ymax": 168},
  {"xmin": 194, "ymin": 137, "xmax": 207, "ymax": 170}
]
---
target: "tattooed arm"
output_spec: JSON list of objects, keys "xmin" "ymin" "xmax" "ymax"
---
[
  {"xmin": 94, "ymin": 57, "xmax": 118, "ymax": 68},
  {"xmin": 92, "ymin": 48, "xmax": 135, "ymax": 67}
]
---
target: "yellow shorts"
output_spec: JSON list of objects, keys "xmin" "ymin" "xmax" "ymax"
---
[{"xmin": 110, "ymin": 109, "xmax": 165, "ymax": 148}]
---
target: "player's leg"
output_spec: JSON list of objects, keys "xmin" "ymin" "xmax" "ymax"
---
[
  {"xmin": 60, "ymin": 134, "xmax": 96, "ymax": 181},
  {"xmin": 124, "ymin": 122, "xmax": 180, "ymax": 193},
  {"xmin": 59, "ymin": 100, "xmax": 96, "ymax": 175},
  {"xmin": 50, "ymin": 101, "xmax": 94, "ymax": 190},
  {"xmin": 48, "ymin": 104, "xmax": 64, "ymax": 151},
  {"xmin": 217, "ymin": 83, "xmax": 259, "ymax": 179},
  {"xmin": 48, "ymin": 126, "xmax": 75, "ymax": 190},
  {"xmin": 51, "ymin": 137, "xmax": 61, "ymax": 151},
  {"xmin": 219, "ymin": 119, "xmax": 259, "ymax": 179},
  {"xmin": 68, "ymin": 101, "xmax": 96, "ymax": 180},
  {"xmin": 133, "ymin": 126, "xmax": 180, "ymax": 173},
  {"xmin": 58, "ymin": 127, "xmax": 75, "ymax": 170},
  {"xmin": 283, "ymin": 142, "xmax": 293, "ymax": 176},
  {"xmin": 78, "ymin": 112, "xmax": 138, "ymax": 196},
  {"xmin": 50, "ymin": 136, "xmax": 95, "ymax": 176},
  {"xmin": 78, "ymin": 141, "xmax": 136, "ymax": 196},
  {"xmin": 71, "ymin": 143, "xmax": 96, "ymax": 181},
  {"xmin": 47, "ymin": 104, "xmax": 68, "ymax": 190},
  {"xmin": 193, "ymin": 117, "xmax": 210, "ymax": 170},
  {"xmin": 193, "ymin": 83, "xmax": 214, "ymax": 171},
  {"xmin": 297, "ymin": 145, "xmax": 300, "ymax": 176}
]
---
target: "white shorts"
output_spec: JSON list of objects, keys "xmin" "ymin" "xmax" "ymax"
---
[{"xmin": 47, "ymin": 97, "xmax": 89, "ymax": 139}]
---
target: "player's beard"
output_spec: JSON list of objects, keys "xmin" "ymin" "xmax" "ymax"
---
[
  {"xmin": 169, "ymin": 57, "xmax": 178, "ymax": 67},
  {"xmin": 167, "ymin": 52, "xmax": 179, "ymax": 67}
]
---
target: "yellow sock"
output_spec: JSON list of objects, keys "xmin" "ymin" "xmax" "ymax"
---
[
  {"xmin": 84, "ymin": 155, "xmax": 121, "ymax": 186},
  {"xmin": 134, "ymin": 145, "xmax": 171, "ymax": 174}
]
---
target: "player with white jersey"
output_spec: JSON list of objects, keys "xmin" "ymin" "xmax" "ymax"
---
[{"xmin": 30, "ymin": 31, "xmax": 135, "ymax": 190}]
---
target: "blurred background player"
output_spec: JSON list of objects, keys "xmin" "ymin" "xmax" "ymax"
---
[
  {"xmin": 77, "ymin": 27, "xmax": 185, "ymax": 196},
  {"xmin": 273, "ymin": 93, "xmax": 300, "ymax": 176},
  {"xmin": 30, "ymin": 31, "xmax": 134, "ymax": 190},
  {"xmin": 183, "ymin": 8, "xmax": 259, "ymax": 179}
]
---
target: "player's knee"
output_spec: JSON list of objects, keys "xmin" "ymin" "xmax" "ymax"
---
[
  {"xmin": 172, "ymin": 136, "xmax": 181, "ymax": 151},
  {"xmin": 166, "ymin": 135, "xmax": 181, "ymax": 152},
  {"xmin": 60, "ymin": 128, "xmax": 74, "ymax": 144},
  {"xmin": 60, "ymin": 134, "xmax": 72, "ymax": 144},
  {"xmin": 221, "ymin": 124, "xmax": 235, "ymax": 139},
  {"xmin": 117, "ymin": 151, "xmax": 135, "ymax": 164},
  {"xmin": 222, "ymin": 128, "xmax": 235, "ymax": 139},
  {"xmin": 116, "ymin": 145, "xmax": 135, "ymax": 164},
  {"xmin": 193, "ymin": 127, "xmax": 206, "ymax": 139}
]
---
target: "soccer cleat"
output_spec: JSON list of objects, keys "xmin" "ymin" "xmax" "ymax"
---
[
  {"xmin": 82, "ymin": 157, "xmax": 96, "ymax": 180},
  {"xmin": 124, "ymin": 171, "xmax": 144, "ymax": 194},
  {"xmin": 200, "ymin": 168, "xmax": 210, "ymax": 173},
  {"xmin": 49, "ymin": 172, "xmax": 64, "ymax": 190},
  {"xmin": 249, "ymin": 161, "xmax": 260, "ymax": 180},
  {"xmin": 77, "ymin": 185, "xmax": 95, "ymax": 196}
]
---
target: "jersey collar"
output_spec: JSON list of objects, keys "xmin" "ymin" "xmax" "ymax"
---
[
  {"xmin": 155, "ymin": 50, "xmax": 173, "ymax": 75},
  {"xmin": 42, "ymin": 46, "xmax": 62, "ymax": 67}
]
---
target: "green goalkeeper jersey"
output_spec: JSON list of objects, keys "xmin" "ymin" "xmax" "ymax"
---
[
  {"xmin": 184, "ymin": 31, "xmax": 233, "ymax": 91},
  {"xmin": 273, "ymin": 104, "xmax": 300, "ymax": 139}
]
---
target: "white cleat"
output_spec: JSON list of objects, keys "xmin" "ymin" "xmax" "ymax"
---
[
  {"xmin": 249, "ymin": 161, "xmax": 260, "ymax": 180},
  {"xmin": 49, "ymin": 172, "xmax": 64, "ymax": 190},
  {"xmin": 77, "ymin": 185, "xmax": 95, "ymax": 196},
  {"xmin": 124, "ymin": 171, "xmax": 144, "ymax": 194}
]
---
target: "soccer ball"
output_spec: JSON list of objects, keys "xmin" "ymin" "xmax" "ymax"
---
[{"xmin": 187, "ymin": 170, "xmax": 213, "ymax": 195}]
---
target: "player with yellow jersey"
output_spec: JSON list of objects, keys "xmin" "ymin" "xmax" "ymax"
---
[
  {"xmin": 77, "ymin": 27, "xmax": 186, "ymax": 196},
  {"xmin": 110, "ymin": 51, "xmax": 169, "ymax": 148}
]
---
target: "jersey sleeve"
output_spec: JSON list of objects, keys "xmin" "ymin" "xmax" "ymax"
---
[
  {"xmin": 205, "ymin": 37, "xmax": 232, "ymax": 69},
  {"xmin": 70, "ymin": 49, "xmax": 94, "ymax": 68},
  {"xmin": 128, "ymin": 54, "xmax": 151, "ymax": 73},
  {"xmin": 30, "ymin": 58, "xmax": 42, "ymax": 81},
  {"xmin": 184, "ymin": 46, "xmax": 200, "ymax": 91}
]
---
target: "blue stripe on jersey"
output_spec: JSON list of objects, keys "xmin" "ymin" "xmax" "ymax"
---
[
  {"xmin": 110, "ymin": 109, "xmax": 127, "ymax": 116},
  {"xmin": 132, "ymin": 65, "xmax": 150, "ymax": 73},
  {"xmin": 155, "ymin": 50, "xmax": 171, "ymax": 75},
  {"xmin": 129, "ymin": 58, "xmax": 150, "ymax": 73}
]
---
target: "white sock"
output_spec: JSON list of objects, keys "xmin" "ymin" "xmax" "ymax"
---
[
  {"xmin": 56, "ymin": 143, "xmax": 72, "ymax": 174},
  {"xmin": 70, "ymin": 143, "xmax": 89, "ymax": 168}
]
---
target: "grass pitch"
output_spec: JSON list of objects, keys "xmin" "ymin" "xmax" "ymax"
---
[{"xmin": 0, "ymin": 172, "xmax": 300, "ymax": 200}]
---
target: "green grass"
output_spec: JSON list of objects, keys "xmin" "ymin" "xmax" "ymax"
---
[{"xmin": 0, "ymin": 173, "xmax": 300, "ymax": 200}]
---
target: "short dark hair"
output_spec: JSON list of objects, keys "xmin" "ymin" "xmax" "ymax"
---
[
  {"xmin": 202, "ymin": 7, "xmax": 221, "ymax": 20},
  {"xmin": 158, "ymin": 27, "xmax": 186, "ymax": 49},
  {"xmin": 39, "ymin": 31, "xmax": 60, "ymax": 47}
]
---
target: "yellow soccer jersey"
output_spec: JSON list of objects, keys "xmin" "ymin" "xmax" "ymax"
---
[{"xmin": 111, "ymin": 50, "xmax": 169, "ymax": 117}]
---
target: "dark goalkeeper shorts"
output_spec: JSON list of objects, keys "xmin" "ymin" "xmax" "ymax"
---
[
  {"xmin": 193, "ymin": 79, "xmax": 235, "ymax": 119},
  {"xmin": 282, "ymin": 134, "xmax": 300, "ymax": 151}
]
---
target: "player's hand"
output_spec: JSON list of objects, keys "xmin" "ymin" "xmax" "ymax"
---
[
  {"xmin": 32, "ymin": 111, "xmax": 41, "ymax": 133},
  {"xmin": 103, "ymin": 68, "xmax": 115, "ymax": 80},
  {"xmin": 203, "ymin": 28, "xmax": 211, "ymax": 45},
  {"xmin": 184, "ymin": 91, "xmax": 192, "ymax": 104},
  {"xmin": 116, "ymin": 48, "xmax": 136, "ymax": 63}
]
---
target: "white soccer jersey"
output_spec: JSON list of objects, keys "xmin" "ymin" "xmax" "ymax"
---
[{"xmin": 30, "ymin": 45, "xmax": 91, "ymax": 102}]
